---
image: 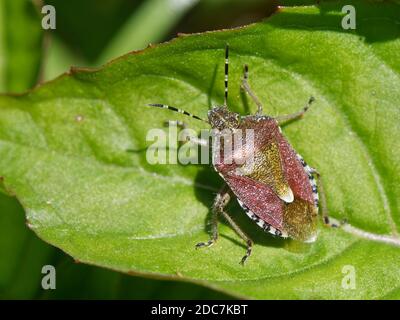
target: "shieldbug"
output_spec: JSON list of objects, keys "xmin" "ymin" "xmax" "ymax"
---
[{"xmin": 148, "ymin": 45, "xmax": 339, "ymax": 265}]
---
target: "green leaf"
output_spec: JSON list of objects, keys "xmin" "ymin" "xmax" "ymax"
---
[
  {"xmin": 44, "ymin": 0, "xmax": 139, "ymax": 62},
  {"xmin": 0, "ymin": 192, "xmax": 229, "ymax": 299},
  {"xmin": 97, "ymin": 0, "xmax": 199, "ymax": 63},
  {"xmin": 0, "ymin": 0, "xmax": 43, "ymax": 93},
  {"xmin": 0, "ymin": 2, "xmax": 399, "ymax": 299}
]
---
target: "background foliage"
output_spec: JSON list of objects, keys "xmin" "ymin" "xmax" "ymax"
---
[{"xmin": 0, "ymin": 0, "xmax": 399, "ymax": 299}]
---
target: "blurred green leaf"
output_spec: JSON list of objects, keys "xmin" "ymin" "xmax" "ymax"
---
[
  {"xmin": 0, "ymin": 0, "xmax": 51, "ymax": 300},
  {"xmin": 173, "ymin": 0, "xmax": 275, "ymax": 34},
  {"xmin": 98, "ymin": 0, "xmax": 200, "ymax": 63},
  {"xmin": 43, "ymin": 35, "xmax": 87, "ymax": 81},
  {"xmin": 0, "ymin": 0, "xmax": 43, "ymax": 93},
  {"xmin": 0, "ymin": 192, "xmax": 55, "ymax": 299},
  {"xmin": 0, "ymin": 2, "xmax": 399, "ymax": 299},
  {"xmin": 42, "ymin": 0, "xmax": 198, "ymax": 80},
  {"xmin": 44, "ymin": 0, "xmax": 141, "ymax": 62}
]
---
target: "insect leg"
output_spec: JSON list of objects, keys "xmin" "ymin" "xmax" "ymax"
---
[
  {"xmin": 195, "ymin": 186, "xmax": 229, "ymax": 249},
  {"xmin": 309, "ymin": 168, "xmax": 345, "ymax": 228},
  {"xmin": 195, "ymin": 185, "xmax": 254, "ymax": 265},
  {"xmin": 276, "ymin": 96, "xmax": 315, "ymax": 125},
  {"xmin": 164, "ymin": 120, "xmax": 208, "ymax": 147},
  {"xmin": 240, "ymin": 64, "xmax": 264, "ymax": 115},
  {"xmin": 187, "ymin": 137, "xmax": 209, "ymax": 147},
  {"xmin": 220, "ymin": 208, "xmax": 254, "ymax": 265}
]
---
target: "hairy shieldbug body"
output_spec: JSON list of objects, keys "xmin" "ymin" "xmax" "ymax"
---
[{"xmin": 149, "ymin": 45, "xmax": 337, "ymax": 265}]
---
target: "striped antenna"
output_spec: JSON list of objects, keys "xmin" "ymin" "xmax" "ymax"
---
[
  {"xmin": 147, "ymin": 104, "xmax": 208, "ymax": 123},
  {"xmin": 224, "ymin": 44, "xmax": 229, "ymax": 106}
]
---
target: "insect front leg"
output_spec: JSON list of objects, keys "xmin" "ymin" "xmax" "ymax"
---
[
  {"xmin": 164, "ymin": 120, "xmax": 209, "ymax": 147},
  {"xmin": 276, "ymin": 96, "xmax": 315, "ymax": 125},
  {"xmin": 275, "ymin": 97, "xmax": 315, "ymax": 125},
  {"xmin": 241, "ymin": 64, "xmax": 264, "ymax": 115},
  {"xmin": 186, "ymin": 136, "xmax": 209, "ymax": 147}
]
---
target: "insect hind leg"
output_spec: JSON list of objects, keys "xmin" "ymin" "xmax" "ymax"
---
[{"xmin": 220, "ymin": 208, "xmax": 253, "ymax": 265}]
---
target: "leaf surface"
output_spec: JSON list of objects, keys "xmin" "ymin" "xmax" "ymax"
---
[{"xmin": 0, "ymin": 2, "xmax": 399, "ymax": 299}]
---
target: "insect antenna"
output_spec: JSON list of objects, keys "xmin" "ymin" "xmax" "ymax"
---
[
  {"xmin": 224, "ymin": 44, "xmax": 229, "ymax": 106},
  {"xmin": 147, "ymin": 103, "xmax": 208, "ymax": 123}
]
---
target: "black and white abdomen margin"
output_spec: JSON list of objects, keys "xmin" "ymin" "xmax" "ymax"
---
[
  {"xmin": 237, "ymin": 199, "xmax": 289, "ymax": 238},
  {"xmin": 295, "ymin": 153, "xmax": 319, "ymax": 209}
]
